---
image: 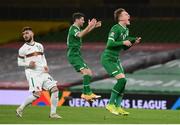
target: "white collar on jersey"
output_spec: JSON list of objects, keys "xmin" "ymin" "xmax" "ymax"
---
[
  {"xmin": 118, "ymin": 22, "xmax": 127, "ymax": 30},
  {"xmin": 73, "ymin": 24, "xmax": 80, "ymax": 30},
  {"xmin": 26, "ymin": 41, "xmax": 35, "ymax": 46}
]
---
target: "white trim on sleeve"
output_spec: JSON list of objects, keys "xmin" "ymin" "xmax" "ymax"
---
[
  {"xmin": 75, "ymin": 31, "xmax": 80, "ymax": 37},
  {"xmin": 108, "ymin": 37, "xmax": 115, "ymax": 41}
]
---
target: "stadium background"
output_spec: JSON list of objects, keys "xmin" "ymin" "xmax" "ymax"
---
[{"xmin": 1, "ymin": 0, "xmax": 180, "ymax": 114}]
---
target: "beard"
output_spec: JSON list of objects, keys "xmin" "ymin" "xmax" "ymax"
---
[{"xmin": 24, "ymin": 37, "xmax": 32, "ymax": 43}]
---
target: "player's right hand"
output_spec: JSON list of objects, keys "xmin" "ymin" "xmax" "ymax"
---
[
  {"xmin": 88, "ymin": 18, "xmax": 97, "ymax": 28},
  {"xmin": 123, "ymin": 40, "xmax": 132, "ymax": 47},
  {"xmin": 29, "ymin": 61, "xmax": 36, "ymax": 68},
  {"xmin": 135, "ymin": 37, "xmax": 141, "ymax": 44}
]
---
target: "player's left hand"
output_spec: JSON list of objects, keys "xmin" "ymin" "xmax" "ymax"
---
[
  {"xmin": 44, "ymin": 66, "xmax": 49, "ymax": 73},
  {"xmin": 135, "ymin": 37, "xmax": 141, "ymax": 44},
  {"xmin": 95, "ymin": 21, "xmax": 102, "ymax": 28}
]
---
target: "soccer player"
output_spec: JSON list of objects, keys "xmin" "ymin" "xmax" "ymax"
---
[
  {"xmin": 67, "ymin": 12, "xmax": 101, "ymax": 101},
  {"xmin": 16, "ymin": 27, "xmax": 61, "ymax": 119},
  {"xmin": 101, "ymin": 8, "xmax": 141, "ymax": 115}
]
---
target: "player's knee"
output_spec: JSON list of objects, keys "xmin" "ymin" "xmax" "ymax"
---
[
  {"xmin": 81, "ymin": 68, "xmax": 92, "ymax": 76},
  {"xmin": 115, "ymin": 73, "xmax": 125, "ymax": 79},
  {"xmin": 87, "ymin": 69, "xmax": 92, "ymax": 76},
  {"xmin": 50, "ymin": 86, "xmax": 59, "ymax": 93},
  {"xmin": 33, "ymin": 91, "xmax": 41, "ymax": 98},
  {"xmin": 80, "ymin": 68, "xmax": 86, "ymax": 74}
]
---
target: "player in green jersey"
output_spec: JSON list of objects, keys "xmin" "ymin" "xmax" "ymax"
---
[
  {"xmin": 67, "ymin": 12, "xmax": 101, "ymax": 101},
  {"xmin": 101, "ymin": 8, "xmax": 141, "ymax": 115}
]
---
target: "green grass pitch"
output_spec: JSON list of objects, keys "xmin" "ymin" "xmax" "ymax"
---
[{"xmin": 0, "ymin": 105, "xmax": 180, "ymax": 124}]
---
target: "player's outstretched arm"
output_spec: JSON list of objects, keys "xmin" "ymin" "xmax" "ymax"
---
[{"xmin": 77, "ymin": 18, "xmax": 97, "ymax": 38}]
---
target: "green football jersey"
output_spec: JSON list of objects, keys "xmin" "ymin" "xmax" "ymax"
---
[
  {"xmin": 104, "ymin": 23, "xmax": 136, "ymax": 57},
  {"xmin": 67, "ymin": 24, "xmax": 82, "ymax": 48}
]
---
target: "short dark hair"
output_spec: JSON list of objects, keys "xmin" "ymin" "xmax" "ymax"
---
[
  {"xmin": 72, "ymin": 12, "xmax": 85, "ymax": 22},
  {"xmin": 22, "ymin": 26, "xmax": 32, "ymax": 32},
  {"xmin": 114, "ymin": 8, "xmax": 125, "ymax": 22}
]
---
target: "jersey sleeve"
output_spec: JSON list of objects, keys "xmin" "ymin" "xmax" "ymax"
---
[
  {"xmin": 39, "ymin": 43, "xmax": 44, "ymax": 53},
  {"xmin": 107, "ymin": 27, "xmax": 124, "ymax": 48},
  {"xmin": 71, "ymin": 27, "xmax": 80, "ymax": 38},
  {"xmin": 108, "ymin": 27, "xmax": 119, "ymax": 42},
  {"xmin": 17, "ymin": 47, "xmax": 29, "ymax": 67},
  {"xmin": 39, "ymin": 43, "xmax": 47, "ymax": 66},
  {"xmin": 126, "ymin": 36, "xmax": 137, "ymax": 43},
  {"xmin": 18, "ymin": 47, "xmax": 25, "ymax": 58}
]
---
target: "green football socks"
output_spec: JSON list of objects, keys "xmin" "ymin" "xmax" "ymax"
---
[
  {"xmin": 109, "ymin": 78, "xmax": 127, "ymax": 105},
  {"xmin": 83, "ymin": 75, "xmax": 92, "ymax": 94}
]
